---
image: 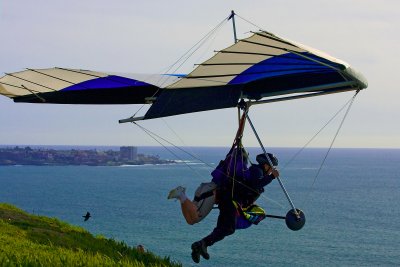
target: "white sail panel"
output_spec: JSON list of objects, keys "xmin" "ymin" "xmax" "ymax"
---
[
  {"xmin": 167, "ymin": 32, "xmax": 311, "ymax": 89},
  {"xmin": 0, "ymin": 68, "xmax": 107, "ymax": 97}
]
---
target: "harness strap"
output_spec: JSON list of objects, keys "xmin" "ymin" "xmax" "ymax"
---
[
  {"xmin": 233, "ymin": 201, "xmax": 266, "ymax": 225},
  {"xmin": 227, "ymin": 108, "xmax": 248, "ymax": 199}
]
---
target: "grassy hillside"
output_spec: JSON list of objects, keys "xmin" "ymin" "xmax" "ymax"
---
[{"xmin": 0, "ymin": 203, "xmax": 181, "ymax": 266}]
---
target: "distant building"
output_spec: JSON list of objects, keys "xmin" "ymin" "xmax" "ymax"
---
[{"xmin": 120, "ymin": 146, "xmax": 138, "ymax": 160}]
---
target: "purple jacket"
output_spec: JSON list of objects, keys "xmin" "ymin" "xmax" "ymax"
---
[{"xmin": 211, "ymin": 148, "xmax": 274, "ymax": 207}]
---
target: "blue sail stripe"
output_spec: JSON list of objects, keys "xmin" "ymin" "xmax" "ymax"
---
[
  {"xmin": 61, "ymin": 75, "xmax": 152, "ymax": 91},
  {"xmin": 228, "ymin": 52, "xmax": 343, "ymax": 85}
]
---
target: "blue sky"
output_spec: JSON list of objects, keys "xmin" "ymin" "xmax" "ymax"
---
[{"xmin": 0, "ymin": 0, "xmax": 398, "ymax": 148}]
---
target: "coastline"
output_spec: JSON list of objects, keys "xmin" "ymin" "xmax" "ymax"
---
[{"xmin": 0, "ymin": 146, "xmax": 175, "ymax": 166}]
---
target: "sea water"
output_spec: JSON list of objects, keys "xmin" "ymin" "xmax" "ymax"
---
[{"xmin": 0, "ymin": 147, "xmax": 399, "ymax": 267}]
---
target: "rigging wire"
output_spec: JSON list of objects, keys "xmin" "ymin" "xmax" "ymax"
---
[
  {"xmin": 281, "ymin": 92, "xmax": 361, "ymax": 171},
  {"xmin": 134, "ymin": 122, "xmax": 211, "ymax": 167},
  {"xmin": 300, "ymin": 90, "xmax": 360, "ymax": 208},
  {"xmin": 133, "ymin": 122, "xmax": 206, "ymax": 181},
  {"xmin": 235, "ymin": 13, "xmax": 268, "ymax": 33},
  {"xmin": 158, "ymin": 17, "xmax": 229, "ymax": 88},
  {"xmin": 160, "ymin": 117, "xmax": 208, "ymax": 178},
  {"xmin": 133, "ymin": 121, "xmax": 285, "ymax": 209},
  {"xmin": 130, "ymin": 16, "xmax": 229, "ymax": 119},
  {"xmin": 192, "ymin": 28, "xmax": 222, "ymax": 67}
]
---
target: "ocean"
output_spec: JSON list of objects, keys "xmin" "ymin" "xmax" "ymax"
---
[{"xmin": 0, "ymin": 147, "xmax": 399, "ymax": 266}]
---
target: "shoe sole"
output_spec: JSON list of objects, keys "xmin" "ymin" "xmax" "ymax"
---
[{"xmin": 191, "ymin": 242, "xmax": 209, "ymax": 261}]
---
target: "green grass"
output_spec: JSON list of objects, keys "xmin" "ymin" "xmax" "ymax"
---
[{"xmin": 0, "ymin": 203, "xmax": 181, "ymax": 266}]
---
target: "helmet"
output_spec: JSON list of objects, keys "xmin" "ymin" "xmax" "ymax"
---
[{"xmin": 256, "ymin": 153, "xmax": 278, "ymax": 166}]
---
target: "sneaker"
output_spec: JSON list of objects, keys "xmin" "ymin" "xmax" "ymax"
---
[
  {"xmin": 167, "ymin": 186, "xmax": 186, "ymax": 200},
  {"xmin": 191, "ymin": 240, "xmax": 209, "ymax": 263}
]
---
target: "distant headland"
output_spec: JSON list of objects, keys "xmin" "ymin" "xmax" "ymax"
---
[{"xmin": 0, "ymin": 146, "xmax": 175, "ymax": 166}]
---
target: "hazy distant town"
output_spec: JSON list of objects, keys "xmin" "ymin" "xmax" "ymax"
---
[{"xmin": 0, "ymin": 146, "xmax": 175, "ymax": 166}]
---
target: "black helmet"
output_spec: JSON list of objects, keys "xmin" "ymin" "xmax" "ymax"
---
[{"xmin": 256, "ymin": 153, "xmax": 278, "ymax": 166}]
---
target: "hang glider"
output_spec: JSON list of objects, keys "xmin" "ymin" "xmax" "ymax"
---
[
  {"xmin": 0, "ymin": 30, "xmax": 367, "ymax": 121},
  {"xmin": 0, "ymin": 12, "xmax": 368, "ymax": 234}
]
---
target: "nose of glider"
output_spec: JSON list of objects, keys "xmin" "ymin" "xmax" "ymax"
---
[{"xmin": 345, "ymin": 66, "xmax": 368, "ymax": 90}]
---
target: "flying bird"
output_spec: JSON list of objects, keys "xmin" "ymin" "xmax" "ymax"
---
[{"xmin": 83, "ymin": 212, "xmax": 91, "ymax": 221}]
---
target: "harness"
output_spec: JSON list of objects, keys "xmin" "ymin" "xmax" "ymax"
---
[{"xmin": 209, "ymin": 108, "xmax": 267, "ymax": 227}]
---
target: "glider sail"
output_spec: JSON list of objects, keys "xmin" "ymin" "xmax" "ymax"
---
[
  {"xmin": 0, "ymin": 30, "xmax": 367, "ymax": 119},
  {"xmin": 142, "ymin": 31, "xmax": 367, "ymax": 120}
]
